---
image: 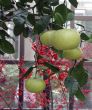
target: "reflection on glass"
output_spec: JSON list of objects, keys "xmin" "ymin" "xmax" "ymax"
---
[
  {"xmin": 74, "ymin": 21, "xmax": 92, "ymax": 34},
  {"xmin": 24, "ymin": 38, "xmax": 35, "ymax": 61},
  {"xmin": 0, "ymin": 22, "xmax": 19, "ymax": 60},
  {"xmin": 75, "ymin": 0, "xmax": 92, "ymax": 16},
  {"xmin": 0, "ymin": 64, "xmax": 19, "ymax": 109},
  {"xmin": 73, "ymin": 20, "xmax": 92, "ymax": 109}
]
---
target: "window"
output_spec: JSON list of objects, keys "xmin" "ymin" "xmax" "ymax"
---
[{"xmin": 0, "ymin": 0, "xmax": 92, "ymax": 109}]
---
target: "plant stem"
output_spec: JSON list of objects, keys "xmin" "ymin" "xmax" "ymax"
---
[
  {"xmin": 69, "ymin": 95, "xmax": 74, "ymax": 110},
  {"xmin": 34, "ymin": 67, "xmax": 37, "ymax": 78}
]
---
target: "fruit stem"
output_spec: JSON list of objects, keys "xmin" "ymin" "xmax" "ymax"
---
[
  {"xmin": 34, "ymin": 68, "xmax": 37, "ymax": 78},
  {"xmin": 69, "ymin": 60, "xmax": 77, "ymax": 76}
]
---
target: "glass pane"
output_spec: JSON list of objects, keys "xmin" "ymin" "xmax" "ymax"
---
[
  {"xmin": 74, "ymin": 20, "xmax": 92, "ymax": 59},
  {"xmin": 74, "ymin": 62, "xmax": 92, "ymax": 109},
  {"xmin": 75, "ymin": 0, "xmax": 92, "ymax": 16},
  {"xmin": 0, "ymin": 64, "xmax": 19, "ymax": 109},
  {"xmin": 73, "ymin": 21, "xmax": 92, "ymax": 109},
  {"xmin": 0, "ymin": 22, "xmax": 20, "ymax": 60},
  {"xmin": 75, "ymin": 21, "xmax": 92, "ymax": 34},
  {"xmin": 24, "ymin": 38, "xmax": 35, "ymax": 61}
]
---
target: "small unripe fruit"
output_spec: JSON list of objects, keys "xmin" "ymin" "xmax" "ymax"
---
[
  {"xmin": 63, "ymin": 48, "xmax": 83, "ymax": 60},
  {"xmin": 40, "ymin": 30, "xmax": 56, "ymax": 46},
  {"xmin": 25, "ymin": 78, "xmax": 46, "ymax": 93}
]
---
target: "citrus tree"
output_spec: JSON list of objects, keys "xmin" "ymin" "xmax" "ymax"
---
[{"xmin": 0, "ymin": 0, "xmax": 92, "ymax": 109}]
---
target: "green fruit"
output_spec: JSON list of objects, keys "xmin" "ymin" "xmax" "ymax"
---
[
  {"xmin": 40, "ymin": 30, "xmax": 56, "ymax": 46},
  {"xmin": 63, "ymin": 48, "xmax": 83, "ymax": 60},
  {"xmin": 25, "ymin": 78, "xmax": 46, "ymax": 93},
  {"xmin": 51, "ymin": 29, "xmax": 81, "ymax": 50}
]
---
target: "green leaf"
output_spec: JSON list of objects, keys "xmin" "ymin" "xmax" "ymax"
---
[
  {"xmin": 0, "ymin": 21, "xmax": 8, "ymax": 30},
  {"xmin": 50, "ymin": 22, "xmax": 63, "ymax": 30},
  {"xmin": 51, "ymin": 48, "xmax": 64, "ymax": 58},
  {"xmin": 13, "ymin": 11, "xmax": 27, "ymax": 36},
  {"xmin": 14, "ymin": 24, "xmax": 24, "ymax": 36},
  {"xmin": 54, "ymin": 12, "xmax": 64, "ymax": 25},
  {"xmin": 0, "ymin": 30, "xmax": 11, "ymax": 39},
  {"xmin": 50, "ymin": 0, "xmax": 59, "ymax": 6},
  {"xmin": 64, "ymin": 76, "xmax": 78, "ymax": 95},
  {"xmin": 67, "ymin": 12, "xmax": 74, "ymax": 21},
  {"xmin": 34, "ymin": 15, "xmax": 50, "ymax": 34},
  {"xmin": 0, "ymin": 0, "xmax": 11, "ymax": 5},
  {"xmin": 13, "ymin": 17, "xmax": 25, "ymax": 26},
  {"xmin": 22, "ymin": 66, "xmax": 33, "ymax": 79},
  {"xmin": 13, "ymin": 9, "xmax": 28, "ymax": 22},
  {"xmin": 16, "ymin": 2, "xmax": 25, "ymax": 8},
  {"xmin": 71, "ymin": 62, "xmax": 88, "ymax": 87},
  {"xmin": 75, "ymin": 87, "xmax": 85, "ymax": 101},
  {"xmin": 37, "ymin": 54, "xmax": 43, "ymax": 59},
  {"xmin": 51, "ymin": 47, "xmax": 59, "ymax": 53},
  {"xmin": 27, "ymin": 0, "xmax": 33, "ymax": 2},
  {"xmin": 20, "ymin": 0, "xmax": 26, "ymax": 3},
  {"xmin": 27, "ymin": 13, "xmax": 35, "ymax": 25},
  {"xmin": 23, "ymin": 27, "xmax": 29, "ymax": 38},
  {"xmin": 76, "ymin": 24, "xmax": 85, "ymax": 29},
  {"xmin": 68, "ymin": 0, "xmax": 78, "ymax": 8},
  {"xmin": 43, "ymin": 6, "xmax": 52, "ymax": 14},
  {"xmin": 80, "ymin": 33, "xmax": 89, "ymax": 40},
  {"xmin": 0, "ymin": 0, "xmax": 13, "ymax": 9},
  {"xmin": 90, "ymin": 34, "xmax": 92, "ymax": 39},
  {"xmin": 44, "ymin": 62, "xmax": 59, "ymax": 73},
  {"xmin": 55, "ymin": 4, "xmax": 74, "ymax": 23},
  {"xmin": 0, "ymin": 50, "xmax": 4, "ymax": 55},
  {"xmin": 20, "ymin": 0, "xmax": 33, "ymax": 3},
  {"xmin": 87, "ymin": 34, "xmax": 92, "ymax": 42},
  {"xmin": 0, "ymin": 39, "xmax": 15, "ymax": 54},
  {"xmin": 34, "ymin": 0, "xmax": 45, "ymax": 14},
  {"xmin": 87, "ymin": 38, "xmax": 92, "ymax": 43}
]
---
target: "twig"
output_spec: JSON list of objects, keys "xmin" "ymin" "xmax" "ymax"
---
[{"xmin": 69, "ymin": 60, "xmax": 77, "ymax": 75}]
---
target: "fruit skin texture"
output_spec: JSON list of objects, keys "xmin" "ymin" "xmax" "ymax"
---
[
  {"xmin": 25, "ymin": 78, "xmax": 46, "ymax": 93},
  {"xmin": 63, "ymin": 48, "xmax": 83, "ymax": 60},
  {"xmin": 40, "ymin": 30, "xmax": 55, "ymax": 46},
  {"xmin": 52, "ymin": 29, "xmax": 80, "ymax": 50}
]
